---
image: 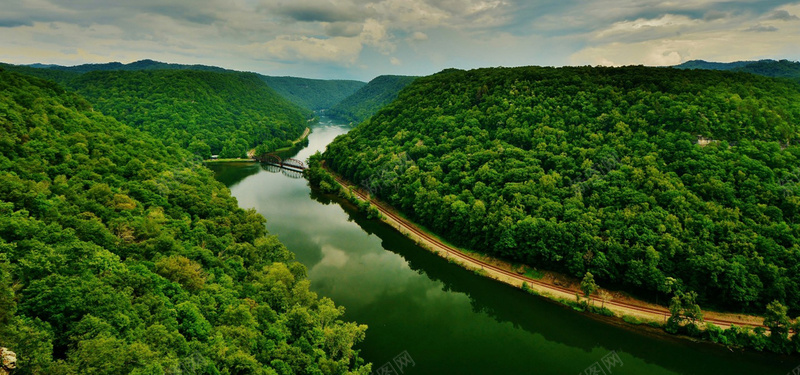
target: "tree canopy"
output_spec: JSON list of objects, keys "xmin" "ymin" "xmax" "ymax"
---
[
  {"xmin": 2, "ymin": 63, "xmax": 312, "ymax": 159},
  {"xmin": 0, "ymin": 68, "xmax": 370, "ymax": 374},
  {"xmin": 70, "ymin": 70, "xmax": 310, "ymax": 158},
  {"xmin": 324, "ymin": 65, "xmax": 800, "ymax": 315},
  {"xmin": 327, "ymin": 75, "xmax": 418, "ymax": 124},
  {"xmin": 676, "ymin": 59, "xmax": 800, "ymax": 82},
  {"xmin": 260, "ymin": 76, "xmax": 366, "ymax": 111}
]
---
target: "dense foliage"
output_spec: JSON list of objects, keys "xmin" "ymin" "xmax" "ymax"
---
[
  {"xmin": 732, "ymin": 60, "xmax": 800, "ymax": 80},
  {"xmin": 674, "ymin": 60, "xmax": 755, "ymax": 71},
  {"xmin": 71, "ymin": 70, "xmax": 310, "ymax": 158},
  {"xmin": 21, "ymin": 60, "xmax": 368, "ymax": 112},
  {"xmin": 0, "ymin": 69, "xmax": 369, "ymax": 374},
  {"xmin": 260, "ymin": 76, "xmax": 365, "ymax": 111},
  {"xmin": 325, "ymin": 65, "xmax": 800, "ymax": 315},
  {"xmin": 4, "ymin": 62, "xmax": 314, "ymax": 159},
  {"xmin": 676, "ymin": 59, "xmax": 800, "ymax": 81},
  {"xmin": 327, "ymin": 75, "xmax": 417, "ymax": 124}
]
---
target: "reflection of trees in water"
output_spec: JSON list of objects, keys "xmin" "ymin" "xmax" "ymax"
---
[
  {"xmin": 208, "ymin": 163, "xmax": 261, "ymax": 187},
  {"xmin": 308, "ymin": 186, "xmax": 334, "ymax": 206},
  {"xmin": 307, "ymin": 187, "xmax": 790, "ymax": 374}
]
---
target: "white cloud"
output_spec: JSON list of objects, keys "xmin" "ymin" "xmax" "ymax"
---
[
  {"xmin": 1, "ymin": 0, "xmax": 799, "ymax": 80},
  {"xmin": 361, "ymin": 18, "xmax": 395, "ymax": 54},
  {"xmin": 571, "ymin": 2, "xmax": 800, "ymax": 67},
  {"xmin": 249, "ymin": 35, "xmax": 364, "ymax": 64},
  {"xmin": 409, "ymin": 31, "xmax": 429, "ymax": 41}
]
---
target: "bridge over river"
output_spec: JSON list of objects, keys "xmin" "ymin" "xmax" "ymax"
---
[{"xmin": 254, "ymin": 153, "xmax": 307, "ymax": 178}]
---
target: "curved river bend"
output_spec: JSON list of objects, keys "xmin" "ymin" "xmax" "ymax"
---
[{"xmin": 209, "ymin": 119, "xmax": 794, "ymax": 375}]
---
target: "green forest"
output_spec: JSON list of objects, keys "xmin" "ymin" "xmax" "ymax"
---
[
  {"xmin": 21, "ymin": 60, "xmax": 368, "ymax": 112},
  {"xmin": 2, "ymin": 63, "xmax": 314, "ymax": 159},
  {"xmin": 324, "ymin": 66, "xmax": 800, "ymax": 319},
  {"xmin": 676, "ymin": 59, "xmax": 800, "ymax": 81},
  {"xmin": 69, "ymin": 70, "xmax": 310, "ymax": 159},
  {"xmin": 259, "ymin": 76, "xmax": 365, "ymax": 111},
  {"xmin": 26, "ymin": 59, "xmax": 231, "ymax": 74},
  {"xmin": 327, "ymin": 75, "xmax": 418, "ymax": 124},
  {"xmin": 0, "ymin": 68, "xmax": 370, "ymax": 374}
]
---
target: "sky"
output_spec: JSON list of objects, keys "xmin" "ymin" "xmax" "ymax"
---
[{"xmin": 1, "ymin": 0, "xmax": 800, "ymax": 81}]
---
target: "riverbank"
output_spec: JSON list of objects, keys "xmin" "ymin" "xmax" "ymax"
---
[
  {"xmin": 275, "ymin": 127, "xmax": 311, "ymax": 153},
  {"xmin": 204, "ymin": 157, "xmax": 256, "ymax": 164},
  {"xmin": 208, "ymin": 127, "xmax": 313, "ymax": 163},
  {"xmin": 320, "ymin": 165, "xmax": 768, "ymax": 333}
]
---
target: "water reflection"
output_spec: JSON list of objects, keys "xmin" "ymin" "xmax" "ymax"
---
[
  {"xmin": 323, "ymin": 195, "xmax": 792, "ymax": 375},
  {"xmin": 210, "ymin": 120, "xmax": 795, "ymax": 375}
]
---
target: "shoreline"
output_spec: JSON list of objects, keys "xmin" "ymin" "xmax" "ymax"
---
[
  {"xmin": 271, "ymin": 126, "xmax": 311, "ymax": 154},
  {"xmin": 209, "ymin": 127, "xmax": 312, "ymax": 163},
  {"xmin": 323, "ymin": 166, "xmax": 768, "ymax": 332},
  {"xmin": 204, "ymin": 158, "xmax": 256, "ymax": 164}
]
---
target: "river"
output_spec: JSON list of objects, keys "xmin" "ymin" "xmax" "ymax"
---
[{"xmin": 208, "ymin": 119, "xmax": 794, "ymax": 375}]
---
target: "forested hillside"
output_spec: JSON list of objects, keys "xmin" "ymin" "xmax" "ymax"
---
[
  {"xmin": 69, "ymin": 70, "xmax": 310, "ymax": 158},
  {"xmin": 327, "ymin": 75, "xmax": 418, "ymax": 124},
  {"xmin": 260, "ymin": 76, "xmax": 365, "ymax": 111},
  {"xmin": 0, "ymin": 68, "xmax": 370, "ymax": 374},
  {"xmin": 18, "ymin": 60, "xmax": 367, "ymax": 112},
  {"xmin": 324, "ymin": 66, "xmax": 800, "ymax": 315},
  {"xmin": 733, "ymin": 60, "xmax": 800, "ymax": 80},
  {"xmin": 674, "ymin": 60, "xmax": 755, "ymax": 71},
  {"xmin": 676, "ymin": 59, "xmax": 800, "ymax": 81},
  {"xmin": 2, "ymin": 63, "xmax": 312, "ymax": 159},
  {"xmin": 25, "ymin": 59, "xmax": 231, "ymax": 74}
]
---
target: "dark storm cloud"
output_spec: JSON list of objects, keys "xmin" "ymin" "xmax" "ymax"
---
[
  {"xmin": 1, "ymin": 0, "xmax": 226, "ymax": 26},
  {"xmin": 496, "ymin": 0, "xmax": 800, "ymax": 36},
  {"xmin": 0, "ymin": 18, "xmax": 32, "ymax": 28},
  {"xmin": 270, "ymin": 1, "xmax": 371, "ymax": 23},
  {"xmin": 745, "ymin": 24, "xmax": 780, "ymax": 32},
  {"xmin": 766, "ymin": 9, "xmax": 800, "ymax": 20},
  {"xmin": 325, "ymin": 22, "xmax": 364, "ymax": 37},
  {"xmin": 703, "ymin": 10, "xmax": 731, "ymax": 21}
]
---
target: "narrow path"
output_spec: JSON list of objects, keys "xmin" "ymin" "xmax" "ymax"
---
[{"xmin": 329, "ymin": 172, "xmax": 767, "ymax": 330}]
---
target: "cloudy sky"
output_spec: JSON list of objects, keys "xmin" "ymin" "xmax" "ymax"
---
[{"xmin": 2, "ymin": 0, "xmax": 800, "ymax": 81}]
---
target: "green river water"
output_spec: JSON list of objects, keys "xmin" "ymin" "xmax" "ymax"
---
[{"xmin": 209, "ymin": 119, "xmax": 794, "ymax": 375}]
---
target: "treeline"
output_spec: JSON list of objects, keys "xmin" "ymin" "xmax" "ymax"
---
[
  {"xmin": 26, "ymin": 59, "xmax": 231, "ymax": 74},
  {"xmin": 676, "ymin": 59, "xmax": 800, "ymax": 82},
  {"xmin": 733, "ymin": 60, "xmax": 800, "ymax": 81},
  {"xmin": 324, "ymin": 65, "xmax": 800, "ymax": 318},
  {"xmin": 260, "ymin": 76, "xmax": 365, "ymax": 111},
  {"xmin": 3, "ymin": 63, "xmax": 311, "ymax": 159},
  {"xmin": 0, "ymin": 68, "xmax": 370, "ymax": 374},
  {"xmin": 327, "ymin": 75, "xmax": 418, "ymax": 124},
  {"xmin": 71, "ymin": 70, "xmax": 310, "ymax": 158},
  {"xmin": 18, "ymin": 60, "xmax": 368, "ymax": 112}
]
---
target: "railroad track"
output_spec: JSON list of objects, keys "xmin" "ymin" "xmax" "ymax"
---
[{"xmin": 332, "ymin": 174, "xmax": 766, "ymax": 329}]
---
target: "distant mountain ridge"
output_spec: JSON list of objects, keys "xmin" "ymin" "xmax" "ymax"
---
[
  {"xmin": 21, "ymin": 59, "xmax": 367, "ymax": 110},
  {"xmin": 25, "ymin": 59, "xmax": 231, "ymax": 73},
  {"xmin": 2, "ymin": 62, "xmax": 310, "ymax": 158},
  {"xmin": 674, "ymin": 59, "xmax": 800, "ymax": 80},
  {"xmin": 673, "ymin": 60, "xmax": 756, "ymax": 71},
  {"xmin": 327, "ymin": 75, "xmax": 418, "ymax": 124},
  {"xmin": 260, "ymin": 75, "xmax": 366, "ymax": 111}
]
